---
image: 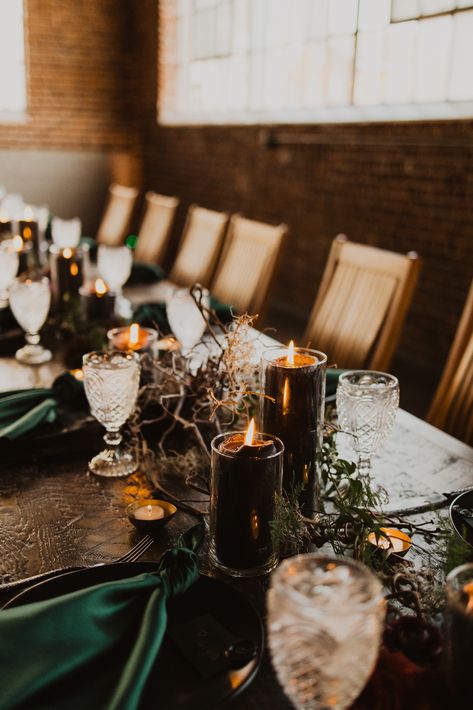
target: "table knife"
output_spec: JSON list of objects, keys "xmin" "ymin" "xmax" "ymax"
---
[{"xmin": 380, "ymin": 486, "xmax": 473, "ymax": 517}]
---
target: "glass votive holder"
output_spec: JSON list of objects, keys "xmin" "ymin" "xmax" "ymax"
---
[
  {"xmin": 107, "ymin": 324, "xmax": 159, "ymax": 386},
  {"xmin": 446, "ymin": 563, "xmax": 473, "ymax": 705},
  {"xmin": 261, "ymin": 343, "xmax": 327, "ymax": 517},
  {"xmin": 209, "ymin": 428, "xmax": 284, "ymax": 577}
]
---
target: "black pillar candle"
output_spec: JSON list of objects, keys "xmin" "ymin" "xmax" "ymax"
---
[
  {"xmin": 50, "ymin": 246, "xmax": 85, "ymax": 308},
  {"xmin": 18, "ymin": 214, "xmax": 42, "ymax": 266},
  {"xmin": 261, "ymin": 344, "xmax": 327, "ymax": 517},
  {"xmin": 0, "ymin": 216, "xmax": 13, "ymax": 240},
  {"xmin": 80, "ymin": 279, "xmax": 116, "ymax": 321},
  {"xmin": 210, "ymin": 425, "xmax": 284, "ymax": 577}
]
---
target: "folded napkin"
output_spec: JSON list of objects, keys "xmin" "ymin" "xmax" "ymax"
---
[
  {"xmin": 133, "ymin": 296, "xmax": 234, "ymax": 333},
  {"xmin": 51, "ymin": 216, "xmax": 81, "ymax": 249},
  {"xmin": 0, "ymin": 547, "xmax": 198, "ymax": 710},
  {"xmin": 0, "ymin": 372, "xmax": 86, "ymax": 440}
]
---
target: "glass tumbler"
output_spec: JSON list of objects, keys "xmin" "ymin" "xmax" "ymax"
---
[
  {"xmin": 0, "ymin": 239, "xmax": 20, "ymax": 307},
  {"xmin": 336, "ymin": 370, "xmax": 399, "ymax": 477},
  {"xmin": 83, "ymin": 350, "xmax": 140, "ymax": 477},
  {"xmin": 97, "ymin": 244, "xmax": 133, "ymax": 316},
  {"xmin": 9, "ymin": 276, "xmax": 52, "ymax": 364},
  {"xmin": 268, "ymin": 554, "xmax": 385, "ymax": 710}
]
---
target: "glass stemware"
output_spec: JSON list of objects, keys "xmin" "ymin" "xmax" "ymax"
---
[
  {"xmin": 0, "ymin": 240, "xmax": 20, "ymax": 307},
  {"xmin": 9, "ymin": 276, "xmax": 52, "ymax": 364},
  {"xmin": 82, "ymin": 350, "xmax": 140, "ymax": 477},
  {"xmin": 336, "ymin": 370, "xmax": 399, "ymax": 477},
  {"xmin": 268, "ymin": 553, "xmax": 385, "ymax": 710},
  {"xmin": 97, "ymin": 245, "xmax": 133, "ymax": 317},
  {"xmin": 166, "ymin": 286, "xmax": 210, "ymax": 353}
]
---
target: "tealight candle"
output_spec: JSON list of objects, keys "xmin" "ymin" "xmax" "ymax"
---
[
  {"xmin": 126, "ymin": 498, "xmax": 177, "ymax": 534},
  {"xmin": 367, "ymin": 527, "xmax": 412, "ymax": 555},
  {"xmin": 107, "ymin": 323, "xmax": 157, "ymax": 353},
  {"xmin": 18, "ymin": 206, "xmax": 42, "ymax": 265},
  {"xmin": 261, "ymin": 341, "xmax": 327, "ymax": 516},
  {"xmin": 209, "ymin": 419, "xmax": 284, "ymax": 577},
  {"xmin": 80, "ymin": 278, "xmax": 116, "ymax": 321}
]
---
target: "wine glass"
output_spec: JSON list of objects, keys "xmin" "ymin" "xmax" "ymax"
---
[
  {"xmin": 166, "ymin": 286, "xmax": 210, "ymax": 353},
  {"xmin": 9, "ymin": 276, "xmax": 52, "ymax": 364},
  {"xmin": 268, "ymin": 554, "xmax": 385, "ymax": 710},
  {"xmin": 97, "ymin": 245, "xmax": 133, "ymax": 317},
  {"xmin": 0, "ymin": 239, "xmax": 20, "ymax": 307},
  {"xmin": 82, "ymin": 350, "xmax": 140, "ymax": 477},
  {"xmin": 336, "ymin": 370, "xmax": 399, "ymax": 477}
]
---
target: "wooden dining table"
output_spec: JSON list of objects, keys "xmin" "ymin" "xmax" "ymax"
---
[{"xmin": 1, "ymin": 342, "xmax": 473, "ymax": 709}]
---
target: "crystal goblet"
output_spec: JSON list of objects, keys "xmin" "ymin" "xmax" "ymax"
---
[
  {"xmin": 166, "ymin": 286, "xmax": 210, "ymax": 353},
  {"xmin": 0, "ymin": 239, "xmax": 20, "ymax": 307},
  {"xmin": 97, "ymin": 245, "xmax": 133, "ymax": 317},
  {"xmin": 83, "ymin": 350, "xmax": 140, "ymax": 477},
  {"xmin": 9, "ymin": 276, "xmax": 52, "ymax": 364},
  {"xmin": 268, "ymin": 554, "xmax": 385, "ymax": 710},
  {"xmin": 336, "ymin": 370, "xmax": 399, "ymax": 477}
]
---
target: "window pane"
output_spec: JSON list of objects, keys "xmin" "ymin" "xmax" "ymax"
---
[
  {"xmin": 358, "ymin": 0, "xmax": 391, "ymax": 31},
  {"xmin": 328, "ymin": 0, "xmax": 358, "ymax": 35},
  {"xmin": 414, "ymin": 16, "xmax": 452, "ymax": 102},
  {"xmin": 449, "ymin": 8, "xmax": 473, "ymax": 99},
  {"xmin": 384, "ymin": 21, "xmax": 417, "ymax": 103},
  {"xmin": 391, "ymin": 0, "xmax": 420, "ymax": 21},
  {"xmin": 354, "ymin": 31, "xmax": 385, "ymax": 106},
  {"xmin": 327, "ymin": 35, "xmax": 355, "ymax": 105}
]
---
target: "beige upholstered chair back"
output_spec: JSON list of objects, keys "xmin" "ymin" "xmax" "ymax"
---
[
  {"xmin": 96, "ymin": 184, "xmax": 139, "ymax": 246},
  {"xmin": 211, "ymin": 215, "xmax": 288, "ymax": 315},
  {"xmin": 134, "ymin": 192, "xmax": 179, "ymax": 264},
  {"xmin": 169, "ymin": 205, "xmax": 229, "ymax": 287},
  {"xmin": 427, "ymin": 281, "xmax": 473, "ymax": 445},
  {"xmin": 304, "ymin": 234, "xmax": 421, "ymax": 370}
]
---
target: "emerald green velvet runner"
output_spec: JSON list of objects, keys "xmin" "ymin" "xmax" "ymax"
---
[
  {"xmin": 0, "ymin": 547, "xmax": 198, "ymax": 710},
  {"xmin": 0, "ymin": 372, "xmax": 85, "ymax": 440}
]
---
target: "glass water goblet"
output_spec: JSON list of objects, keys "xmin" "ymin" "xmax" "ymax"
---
[
  {"xmin": 166, "ymin": 286, "xmax": 210, "ymax": 353},
  {"xmin": 97, "ymin": 245, "xmax": 133, "ymax": 316},
  {"xmin": 9, "ymin": 276, "xmax": 52, "ymax": 364},
  {"xmin": 336, "ymin": 370, "xmax": 399, "ymax": 477},
  {"xmin": 82, "ymin": 350, "xmax": 140, "ymax": 478},
  {"xmin": 268, "ymin": 554, "xmax": 385, "ymax": 710},
  {"xmin": 0, "ymin": 239, "xmax": 20, "ymax": 307}
]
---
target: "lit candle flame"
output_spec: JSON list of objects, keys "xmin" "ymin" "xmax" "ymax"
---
[
  {"xmin": 95, "ymin": 278, "xmax": 108, "ymax": 296},
  {"xmin": 465, "ymin": 582, "xmax": 473, "ymax": 614},
  {"xmin": 12, "ymin": 235, "xmax": 23, "ymax": 251},
  {"xmin": 282, "ymin": 377, "xmax": 290, "ymax": 415},
  {"xmin": 63, "ymin": 247, "xmax": 72, "ymax": 259},
  {"xmin": 244, "ymin": 417, "xmax": 256, "ymax": 446},
  {"xmin": 287, "ymin": 340, "xmax": 295, "ymax": 366},
  {"xmin": 129, "ymin": 323, "xmax": 140, "ymax": 346},
  {"xmin": 147, "ymin": 505, "xmax": 153, "ymax": 516},
  {"xmin": 70, "ymin": 368, "xmax": 84, "ymax": 381},
  {"xmin": 70, "ymin": 262, "xmax": 79, "ymax": 277}
]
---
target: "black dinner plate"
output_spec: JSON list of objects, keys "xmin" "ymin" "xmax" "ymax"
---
[
  {"xmin": 4, "ymin": 562, "xmax": 263, "ymax": 709},
  {"xmin": 450, "ymin": 490, "xmax": 473, "ymax": 549}
]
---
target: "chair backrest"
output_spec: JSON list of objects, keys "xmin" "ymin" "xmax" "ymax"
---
[
  {"xmin": 169, "ymin": 205, "xmax": 229, "ymax": 287},
  {"xmin": 96, "ymin": 184, "xmax": 139, "ymax": 246},
  {"xmin": 427, "ymin": 281, "xmax": 473, "ymax": 445},
  {"xmin": 134, "ymin": 191, "xmax": 179, "ymax": 264},
  {"xmin": 304, "ymin": 234, "xmax": 421, "ymax": 370},
  {"xmin": 211, "ymin": 215, "xmax": 288, "ymax": 315}
]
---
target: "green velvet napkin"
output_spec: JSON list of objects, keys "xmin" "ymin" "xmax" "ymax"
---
[
  {"xmin": 127, "ymin": 261, "xmax": 166, "ymax": 285},
  {"xmin": 0, "ymin": 547, "xmax": 198, "ymax": 710},
  {"xmin": 0, "ymin": 372, "xmax": 85, "ymax": 440}
]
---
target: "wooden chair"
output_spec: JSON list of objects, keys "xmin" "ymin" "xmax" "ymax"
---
[
  {"xmin": 304, "ymin": 234, "xmax": 421, "ymax": 370},
  {"xmin": 427, "ymin": 281, "xmax": 473, "ymax": 445},
  {"xmin": 169, "ymin": 205, "xmax": 229, "ymax": 287},
  {"xmin": 134, "ymin": 191, "xmax": 179, "ymax": 264},
  {"xmin": 96, "ymin": 184, "xmax": 139, "ymax": 246},
  {"xmin": 211, "ymin": 215, "xmax": 288, "ymax": 315}
]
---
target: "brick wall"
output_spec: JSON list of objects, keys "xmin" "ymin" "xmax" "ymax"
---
[
  {"xmin": 0, "ymin": 0, "xmax": 136, "ymax": 153},
  {"xmin": 131, "ymin": 2, "xmax": 473, "ymax": 387}
]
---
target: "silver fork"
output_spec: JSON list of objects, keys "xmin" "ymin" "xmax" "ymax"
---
[{"xmin": 0, "ymin": 535, "xmax": 155, "ymax": 593}]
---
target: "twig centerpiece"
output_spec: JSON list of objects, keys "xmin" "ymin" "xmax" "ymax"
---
[{"xmin": 261, "ymin": 341, "xmax": 327, "ymax": 516}]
